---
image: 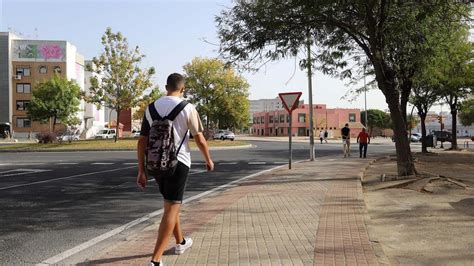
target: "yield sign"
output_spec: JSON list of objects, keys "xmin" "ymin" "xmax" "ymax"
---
[{"xmin": 279, "ymin": 92, "xmax": 302, "ymax": 113}]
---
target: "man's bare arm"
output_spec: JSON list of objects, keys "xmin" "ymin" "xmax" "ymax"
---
[
  {"xmin": 136, "ymin": 136, "xmax": 148, "ymax": 189},
  {"xmin": 194, "ymin": 133, "xmax": 214, "ymax": 171}
]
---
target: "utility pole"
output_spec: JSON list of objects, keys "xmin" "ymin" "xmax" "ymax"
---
[
  {"xmin": 307, "ymin": 31, "xmax": 315, "ymax": 161},
  {"xmin": 364, "ymin": 64, "xmax": 368, "ymax": 128}
]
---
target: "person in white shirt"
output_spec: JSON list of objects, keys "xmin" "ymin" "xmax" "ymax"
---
[{"xmin": 137, "ymin": 73, "xmax": 214, "ymax": 266}]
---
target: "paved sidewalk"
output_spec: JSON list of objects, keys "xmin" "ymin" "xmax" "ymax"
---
[{"xmin": 83, "ymin": 157, "xmax": 379, "ymax": 265}]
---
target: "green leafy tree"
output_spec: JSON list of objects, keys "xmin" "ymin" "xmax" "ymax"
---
[
  {"xmin": 360, "ymin": 109, "xmax": 391, "ymax": 137},
  {"xmin": 434, "ymin": 29, "xmax": 474, "ymax": 150},
  {"xmin": 183, "ymin": 57, "xmax": 250, "ymax": 131},
  {"xmin": 27, "ymin": 75, "xmax": 81, "ymax": 132},
  {"xmin": 459, "ymin": 98, "xmax": 474, "ymax": 126},
  {"xmin": 85, "ymin": 27, "xmax": 156, "ymax": 142},
  {"xmin": 216, "ymin": 1, "xmax": 470, "ymax": 176},
  {"xmin": 133, "ymin": 87, "xmax": 166, "ymax": 123}
]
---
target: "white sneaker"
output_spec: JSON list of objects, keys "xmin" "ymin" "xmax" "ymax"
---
[
  {"xmin": 149, "ymin": 260, "xmax": 163, "ymax": 266},
  {"xmin": 175, "ymin": 236, "xmax": 193, "ymax": 255}
]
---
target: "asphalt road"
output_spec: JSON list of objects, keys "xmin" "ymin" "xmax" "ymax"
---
[{"xmin": 0, "ymin": 140, "xmax": 396, "ymax": 265}]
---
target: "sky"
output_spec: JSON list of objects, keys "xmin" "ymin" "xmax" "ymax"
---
[{"xmin": 2, "ymin": 0, "xmax": 394, "ymax": 111}]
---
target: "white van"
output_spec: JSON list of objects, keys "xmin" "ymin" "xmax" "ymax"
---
[{"xmin": 95, "ymin": 129, "xmax": 116, "ymax": 139}]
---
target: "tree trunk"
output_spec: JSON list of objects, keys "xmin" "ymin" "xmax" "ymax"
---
[
  {"xmin": 52, "ymin": 116, "xmax": 57, "ymax": 132},
  {"xmin": 419, "ymin": 113, "xmax": 428, "ymax": 153},
  {"xmin": 388, "ymin": 98, "xmax": 416, "ymax": 176},
  {"xmin": 451, "ymin": 108, "xmax": 458, "ymax": 150},
  {"xmin": 115, "ymin": 109, "xmax": 120, "ymax": 143}
]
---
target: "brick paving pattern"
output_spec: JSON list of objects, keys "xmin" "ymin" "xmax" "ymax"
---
[{"xmin": 85, "ymin": 158, "xmax": 379, "ymax": 265}]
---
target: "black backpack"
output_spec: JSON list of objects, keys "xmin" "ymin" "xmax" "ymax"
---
[{"xmin": 146, "ymin": 100, "xmax": 189, "ymax": 177}]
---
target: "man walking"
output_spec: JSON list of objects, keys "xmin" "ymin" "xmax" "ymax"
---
[
  {"xmin": 137, "ymin": 73, "xmax": 214, "ymax": 266},
  {"xmin": 319, "ymin": 130, "xmax": 324, "ymax": 144},
  {"xmin": 323, "ymin": 130, "xmax": 328, "ymax": 143},
  {"xmin": 357, "ymin": 128, "xmax": 370, "ymax": 158},
  {"xmin": 341, "ymin": 123, "xmax": 351, "ymax": 157}
]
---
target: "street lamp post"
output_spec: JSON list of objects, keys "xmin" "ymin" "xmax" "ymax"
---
[
  {"xmin": 364, "ymin": 64, "xmax": 368, "ymax": 128},
  {"xmin": 306, "ymin": 31, "xmax": 315, "ymax": 161}
]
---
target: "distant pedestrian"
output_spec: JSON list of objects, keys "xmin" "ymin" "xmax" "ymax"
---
[
  {"xmin": 341, "ymin": 123, "xmax": 351, "ymax": 157},
  {"xmin": 323, "ymin": 130, "xmax": 328, "ymax": 143},
  {"xmin": 357, "ymin": 128, "xmax": 370, "ymax": 158},
  {"xmin": 319, "ymin": 130, "xmax": 324, "ymax": 144},
  {"xmin": 137, "ymin": 73, "xmax": 214, "ymax": 266}
]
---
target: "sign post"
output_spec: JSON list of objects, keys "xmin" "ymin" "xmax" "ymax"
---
[{"xmin": 279, "ymin": 92, "xmax": 303, "ymax": 169}]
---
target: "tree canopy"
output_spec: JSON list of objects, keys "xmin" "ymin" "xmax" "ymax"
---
[
  {"xmin": 183, "ymin": 57, "xmax": 250, "ymax": 131},
  {"xmin": 27, "ymin": 75, "xmax": 81, "ymax": 132},
  {"xmin": 132, "ymin": 87, "xmax": 166, "ymax": 123},
  {"xmin": 459, "ymin": 98, "xmax": 474, "ymax": 126},
  {"xmin": 216, "ymin": 0, "xmax": 471, "ymax": 176},
  {"xmin": 85, "ymin": 27, "xmax": 156, "ymax": 141}
]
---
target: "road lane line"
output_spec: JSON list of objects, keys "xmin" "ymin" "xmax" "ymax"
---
[
  {"xmin": 0, "ymin": 169, "xmax": 51, "ymax": 177},
  {"xmin": 248, "ymin": 162, "xmax": 266, "ymax": 165},
  {"xmin": 38, "ymin": 162, "xmax": 294, "ymax": 265},
  {"xmin": 56, "ymin": 163, "xmax": 79, "ymax": 165},
  {"xmin": 274, "ymin": 162, "xmax": 288, "ymax": 164},
  {"xmin": 219, "ymin": 162, "xmax": 237, "ymax": 165},
  {"xmin": 0, "ymin": 166, "xmax": 136, "ymax": 191},
  {"xmin": 146, "ymin": 169, "xmax": 207, "ymax": 181},
  {"xmin": 123, "ymin": 163, "xmax": 137, "ymax": 165},
  {"xmin": 91, "ymin": 163, "xmax": 114, "ymax": 165}
]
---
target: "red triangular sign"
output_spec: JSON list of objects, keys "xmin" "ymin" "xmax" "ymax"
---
[{"xmin": 279, "ymin": 92, "xmax": 302, "ymax": 113}]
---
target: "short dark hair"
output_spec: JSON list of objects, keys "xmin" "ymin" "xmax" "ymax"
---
[
  {"xmin": 166, "ymin": 73, "xmax": 185, "ymax": 91},
  {"xmin": 345, "ymin": 123, "xmax": 349, "ymax": 127}
]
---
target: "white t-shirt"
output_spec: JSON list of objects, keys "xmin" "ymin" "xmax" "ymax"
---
[{"xmin": 141, "ymin": 96, "xmax": 204, "ymax": 168}]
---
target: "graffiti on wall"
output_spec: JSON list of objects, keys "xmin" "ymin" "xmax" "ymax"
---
[{"xmin": 13, "ymin": 41, "xmax": 66, "ymax": 61}]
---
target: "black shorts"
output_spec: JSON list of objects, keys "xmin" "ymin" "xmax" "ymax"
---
[{"xmin": 153, "ymin": 162, "xmax": 189, "ymax": 204}]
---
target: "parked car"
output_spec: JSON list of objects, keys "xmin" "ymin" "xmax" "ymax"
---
[
  {"xmin": 410, "ymin": 133, "xmax": 422, "ymax": 142},
  {"xmin": 471, "ymin": 136, "xmax": 474, "ymax": 141},
  {"xmin": 213, "ymin": 130, "xmax": 235, "ymax": 141},
  {"xmin": 57, "ymin": 132, "xmax": 80, "ymax": 143},
  {"xmin": 432, "ymin": 130, "xmax": 453, "ymax": 143},
  {"xmin": 95, "ymin": 129, "xmax": 117, "ymax": 139},
  {"xmin": 132, "ymin": 130, "xmax": 140, "ymax": 138}
]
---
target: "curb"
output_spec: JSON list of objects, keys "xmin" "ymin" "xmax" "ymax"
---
[{"xmin": 359, "ymin": 155, "xmax": 392, "ymax": 265}]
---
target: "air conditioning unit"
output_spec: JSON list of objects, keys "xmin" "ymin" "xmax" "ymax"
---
[{"xmin": 14, "ymin": 75, "xmax": 22, "ymax": 80}]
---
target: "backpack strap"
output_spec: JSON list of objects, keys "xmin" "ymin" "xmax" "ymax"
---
[
  {"xmin": 148, "ymin": 102, "xmax": 162, "ymax": 121},
  {"xmin": 165, "ymin": 101, "xmax": 189, "ymax": 121},
  {"xmin": 177, "ymin": 129, "xmax": 189, "ymax": 154}
]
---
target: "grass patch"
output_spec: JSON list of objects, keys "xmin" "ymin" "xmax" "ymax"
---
[{"xmin": 0, "ymin": 138, "xmax": 248, "ymax": 151}]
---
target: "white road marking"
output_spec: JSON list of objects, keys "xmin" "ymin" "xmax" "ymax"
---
[
  {"xmin": 91, "ymin": 162, "xmax": 114, "ymax": 165},
  {"xmin": 0, "ymin": 166, "xmax": 136, "ymax": 191},
  {"xmin": 274, "ymin": 162, "xmax": 288, "ymax": 164},
  {"xmin": 0, "ymin": 163, "xmax": 45, "ymax": 166},
  {"xmin": 38, "ymin": 163, "xmax": 293, "ymax": 265},
  {"xmin": 56, "ymin": 163, "xmax": 79, "ymax": 165},
  {"xmin": 219, "ymin": 162, "xmax": 237, "ymax": 165},
  {"xmin": 146, "ymin": 169, "xmax": 207, "ymax": 181},
  {"xmin": 123, "ymin": 163, "xmax": 137, "ymax": 165},
  {"xmin": 248, "ymin": 162, "xmax": 266, "ymax": 165},
  {"xmin": 0, "ymin": 169, "xmax": 51, "ymax": 177}
]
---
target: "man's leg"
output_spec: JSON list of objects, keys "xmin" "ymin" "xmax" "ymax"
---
[
  {"xmin": 151, "ymin": 202, "xmax": 182, "ymax": 262},
  {"xmin": 359, "ymin": 143, "xmax": 363, "ymax": 158},
  {"xmin": 347, "ymin": 141, "xmax": 351, "ymax": 156},
  {"xmin": 173, "ymin": 212, "xmax": 184, "ymax": 244},
  {"xmin": 363, "ymin": 143, "xmax": 368, "ymax": 158}
]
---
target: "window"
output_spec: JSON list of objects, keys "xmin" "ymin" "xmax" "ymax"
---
[
  {"xmin": 39, "ymin": 65, "xmax": 48, "ymax": 74},
  {"xmin": 261, "ymin": 116, "xmax": 265, "ymax": 123},
  {"xmin": 269, "ymin": 116, "xmax": 274, "ymax": 123},
  {"xmin": 287, "ymin": 115, "xmax": 290, "ymax": 122},
  {"xmin": 16, "ymin": 83, "xmax": 31, "ymax": 93},
  {"xmin": 16, "ymin": 117, "xmax": 31, "ymax": 128},
  {"xmin": 349, "ymin": 113, "xmax": 356, "ymax": 122},
  {"xmin": 280, "ymin": 115, "xmax": 285, "ymax": 123},
  {"xmin": 54, "ymin": 66, "xmax": 62, "ymax": 74},
  {"xmin": 281, "ymin": 128, "xmax": 284, "ymax": 134},
  {"xmin": 16, "ymin": 100, "xmax": 30, "ymax": 111},
  {"xmin": 270, "ymin": 128, "xmax": 273, "ymax": 134},
  {"xmin": 16, "ymin": 67, "xmax": 31, "ymax": 76},
  {"xmin": 298, "ymin": 113, "xmax": 306, "ymax": 123}
]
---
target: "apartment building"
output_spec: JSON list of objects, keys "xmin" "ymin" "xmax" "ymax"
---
[
  {"xmin": 251, "ymin": 104, "xmax": 364, "ymax": 138},
  {"xmin": 0, "ymin": 32, "xmax": 105, "ymax": 138}
]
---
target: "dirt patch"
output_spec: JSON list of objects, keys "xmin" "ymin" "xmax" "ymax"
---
[{"xmin": 363, "ymin": 151, "xmax": 474, "ymax": 265}]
